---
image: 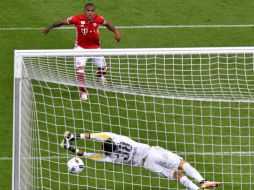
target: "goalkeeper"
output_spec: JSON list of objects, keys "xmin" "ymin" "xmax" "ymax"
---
[{"xmin": 61, "ymin": 131, "xmax": 222, "ymax": 190}]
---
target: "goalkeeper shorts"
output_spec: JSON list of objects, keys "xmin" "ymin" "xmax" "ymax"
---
[{"xmin": 143, "ymin": 146, "xmax": 182, "ymax": 180}]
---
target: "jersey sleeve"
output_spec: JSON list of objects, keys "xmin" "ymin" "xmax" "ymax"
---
[
  {"xmin": 90, "ymin": 132, "xmax": 111, "ymax": 142},
  {"xmin": 96, "ymin": 15, "xmax": 106, "ymax": 25},
  {"xmin": 83, "ymin": 152, "xmax": 113, "ymax": 162},
  {"xmin": 67, "ymin": 15, "xmax": 79, "ymax": 25}
]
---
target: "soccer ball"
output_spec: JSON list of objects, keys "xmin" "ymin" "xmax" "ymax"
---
[{"xmin": 67, "ymin": 157, "xmax": 84, "ymax": 174}]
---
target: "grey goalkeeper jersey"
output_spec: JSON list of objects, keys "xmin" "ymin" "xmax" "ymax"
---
[{"xmin": 82, "ymin": 132, "xmax": 150, "ymax": 165}]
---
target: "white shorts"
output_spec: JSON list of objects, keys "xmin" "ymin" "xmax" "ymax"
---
[
  {"xmin": 143, "ymin": 146, "xmax": 182, "ymax": 180},
  {"xmin": 74, "ymin": 46, "xmax": 106, "ymax": 69}
]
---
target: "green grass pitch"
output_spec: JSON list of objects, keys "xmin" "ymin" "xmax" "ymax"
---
[{"xmin": 1, "ymin": 0, "xmax": 254, "ymax": 189}]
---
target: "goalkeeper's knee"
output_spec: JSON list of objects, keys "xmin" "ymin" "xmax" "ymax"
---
[{"xmin": 173, "ymin": 171, "xmax": 184, "ymax": 180}]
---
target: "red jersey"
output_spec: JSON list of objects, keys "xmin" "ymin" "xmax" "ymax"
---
[{"xmin": 67, "ymin": 14, "xmax": 105, "ymax": 49}]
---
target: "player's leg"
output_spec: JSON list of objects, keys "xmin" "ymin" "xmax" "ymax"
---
[
  {"xmin": 174, "ymin": 171, "xmax": 200, "ymax": 190},
  {"xmin": 153, "ymin": 146, "xmax": 209, "ymax": 186},
  {"xmin": 143, "ymin": 150, "xmax": 199, "ymax": 190},
  {"xmin": 93, "ymin": 56, "xmax": 107, "ymax": 86},
  {"xmin": 179, "ymin": 160, "xmax": 222, "ymax": 189},
  {"xmin": 179, "ymin": 160, "xmax": 205, "ymax": 182},
  {"xmin": 76, "ymin": 66, "xmax": 88, "ymax": 99},
  {"xmin": 74, "ymin": 47, "xmax": 89, "ymax": 100},
  {"xmin": 146, "ymin": 146, "xmax": 222, "ymax": 189}
]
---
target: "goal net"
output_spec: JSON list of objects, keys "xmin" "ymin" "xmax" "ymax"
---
[{"xmin": 13, "ymin": 48, "xmax": 254, "ymax": 190}]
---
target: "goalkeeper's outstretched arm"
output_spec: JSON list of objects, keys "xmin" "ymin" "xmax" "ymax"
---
[
  {"xmin": 60, "ymin": 131, "xmax": 113, "ymax": 162},
  {"xmin": 76, "ymin": 149, "xmax": 111, "ymax": 161},
  {"xmin": 69, "ymin": 144, "xmax": 112, "ymax": 163},
  {"xmin": 78, "ymin": 132, "xmax": 111, "ymax": 142}
]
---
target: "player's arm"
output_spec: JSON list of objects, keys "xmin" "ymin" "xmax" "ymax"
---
[
  {"xmin": 77, "ymin": 149, "xmax": 112, "ymax": 162},
  {"xmin": 83, "ymin": 132, "xmax": 111, "ymax": 142},
  {"xmin": 42, "ymin": 19, "xmax": 69, "ymax": 35},
  {"xmin": 103, "ymin": 21, "xmax": 121, "ymax": 42}
]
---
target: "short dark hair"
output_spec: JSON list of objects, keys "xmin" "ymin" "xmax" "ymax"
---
[
  {"xmin": 85, "ymin": 3, "xmax": 95, "ymax": 8},
  {"xmin": 102, "ymin": 139, "xmax": 116, "ymax": 155}
]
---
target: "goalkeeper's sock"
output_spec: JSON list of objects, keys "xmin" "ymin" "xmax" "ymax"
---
[
  {"xmin": 179, "ymin": 176, "xmax": 199, "ymax": 190},
  {"xmin": 183, "ymin": 163, "xmax": 205, "ymax": 182}
]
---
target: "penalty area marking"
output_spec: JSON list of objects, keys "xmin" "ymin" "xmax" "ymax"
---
[{"xmin": 1, "ymin": 24, "xmax": 254, "ymax": 31}]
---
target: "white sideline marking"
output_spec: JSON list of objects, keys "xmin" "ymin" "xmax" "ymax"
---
[
  {"xmin": 1, "ymin": 24, "xmax": 254, "ymax": 31},
  {"xmin": 1, "ymin": 151, "xmax": 254, "ymax": 160}
]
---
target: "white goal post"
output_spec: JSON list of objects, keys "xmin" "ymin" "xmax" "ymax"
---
[{"xmin": 13, "ymin": 47, "xmax": 254, "ymax": 190}]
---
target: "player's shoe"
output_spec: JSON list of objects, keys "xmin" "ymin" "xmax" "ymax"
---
[
  {"xmin": 100, "ymin": 76, "xmax": 107, "ymax": 86},
  {"xmin": 200, "ymin": 180, "xmax": 222, "ymax": 189},
  {"xmin": 81, "ymin": 92, "xmax": 88, "ymax": 101}
]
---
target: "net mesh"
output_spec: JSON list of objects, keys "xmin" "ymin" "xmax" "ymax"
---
[{"xmin": 15, "ymin": 48, "xmax": 254, "ymax": 190}]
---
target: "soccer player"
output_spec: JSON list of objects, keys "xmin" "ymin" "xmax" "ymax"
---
[
  {"xmin": 43, "ymin": 3, "xmax": 121, "ymax": 100},
  {"xmin": 61, "ymin": 131, "xmax": 222, "ymax": 190}
]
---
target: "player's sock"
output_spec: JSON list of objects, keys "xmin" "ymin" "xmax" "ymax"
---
[
  {"xmin": 96, "ymin": 67, "xmax": 107, "ymax": 86},
  {"xmin": 96, "ymin": 67, "xmax": 107, "ymax": 77},
  {"xmin": 80, "ymin": 87, "xmax": 87, "ymax": 93},
  {"xmin": 76, "ymin": 68, "xmax": 87, "ymax": 93},
  {"xmin": 183, "ymin": 163, "xmax": 205, "ymax": 182},
  {"xmin": 99, "ymin": 75, "xmax": 107, "ymax": 86},
  {"xmin": 179, "ymin": 176, "xmax": 199, "ymax": 190}
]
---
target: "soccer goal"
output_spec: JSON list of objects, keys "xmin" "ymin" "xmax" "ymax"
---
[{"xmin": 13, "ymin": 48, "xmax": 254, "ymax": 190}]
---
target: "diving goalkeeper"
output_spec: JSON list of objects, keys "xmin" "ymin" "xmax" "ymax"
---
[{"xmin": 61, "ymin": 131, "xmax": 222, "ymax": 190}]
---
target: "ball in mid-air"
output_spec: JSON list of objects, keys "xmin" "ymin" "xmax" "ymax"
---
[{"xmin": 67, "ymin": 157, "xmax": 84, "ymax": 174}]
